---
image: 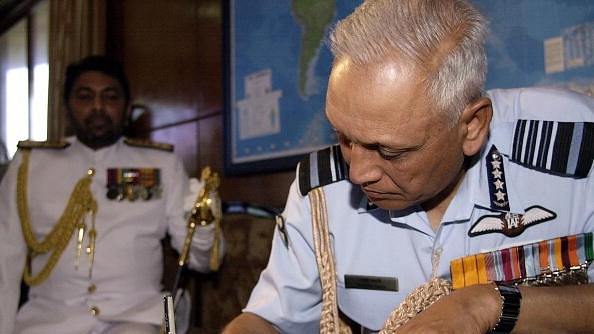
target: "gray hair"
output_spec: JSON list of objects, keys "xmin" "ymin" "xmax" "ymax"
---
[{"xmin": 328, "ymin": 0, "xmax": 488, "ymax": 124}]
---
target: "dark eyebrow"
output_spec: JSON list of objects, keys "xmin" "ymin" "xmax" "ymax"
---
[
  {"xmin": 335, "ymin": 130, "xmax": 421, "ymax": 153},
  {"xmin": 74, "ymin": 86, "xmax": 122, "ymax": 95},
  {"xmin": 102, "ymin": 87, "xmax": 122, "ymax": 93},
  {"xmin": 74, "ymin": 86, "xmax": 93, "ymax": 93},
  {"xmin": 377, "ymin": 144, "xmax": 420, "ymax": 155},
  {"xmin": 335, "ymin": 130, "xmax": 382, "ymax": 150}
]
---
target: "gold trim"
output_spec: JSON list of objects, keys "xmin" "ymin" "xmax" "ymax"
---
[
  {"xmin": 17, "ymin": 140, "xmax": 70, "ymax": 150},
  {"xmin": 124, "ymin": 138, "xmax": 174, "ymax": 152},
  {"xmin": 17, "ymin": 149, "xmax": 97, "ymax": 285}
]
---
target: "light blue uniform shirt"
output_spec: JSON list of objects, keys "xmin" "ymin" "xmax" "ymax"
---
[{"xmin": 244, "ymin": 87, "xmax": 594, "ymax": 333}]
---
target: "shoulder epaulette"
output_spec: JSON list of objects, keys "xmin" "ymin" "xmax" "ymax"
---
[
  {"xmin": 511, "ymin": 120, "xmax": 593, "ymax": 178},
  {"xmin": 124, "ymin": 138, "xmax": 174, "ymax": 152},
  {"xmin": 17, "ymin": 140, "xmax": 70, "ymax": 150},
  {"xmin": 298, "ymin": 144, "xmax": 348, "ymax": 196}
]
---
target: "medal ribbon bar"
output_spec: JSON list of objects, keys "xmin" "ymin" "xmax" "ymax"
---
[{"xmin": 451, "ymin": 233, "xmax": 593, "ymax": 289}]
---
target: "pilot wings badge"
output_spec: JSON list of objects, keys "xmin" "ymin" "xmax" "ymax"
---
[{"xmin": 468, "ymin": 205, "xmax": 556, "ymax": 237}]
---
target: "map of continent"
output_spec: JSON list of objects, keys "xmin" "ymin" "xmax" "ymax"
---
[
  {"xmin": 292, "ymin": 0, "xmax": 337, "ymax": 98},
  {"xmin": 230, "ymin": 0, "xmax": 355, "ymax": 169}
]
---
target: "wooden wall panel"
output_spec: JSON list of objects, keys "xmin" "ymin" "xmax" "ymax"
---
[
  {"xmin": 113, "ymin": 0, "xmax": 202, "ymax": 127},
  {"xmin": 153, "ymin": 121, "xmax": 199, "ymax": 177},
  {"xmin": 105, "ymin": 2, "xmax": 299, "ymax": 332},
  {"xmin": 106, "ymin": 0, "xmax": 294, "ymax": 208}
]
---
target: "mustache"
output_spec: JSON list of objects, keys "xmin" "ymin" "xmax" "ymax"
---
[{"xmin": 85, "ymin": 113, "xmax": 114, "ymax": 126}]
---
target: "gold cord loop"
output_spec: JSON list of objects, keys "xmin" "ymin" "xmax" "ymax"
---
[
  {"xmin": 310, "ymin": 187, "xmax": 352, "ymax": 334},
  {"xmin": 310, "ymin": 186, "xmax": 452, "ymax": 334},
  {"xmin": 17, "ymin": 149, "xmax": 97, "ymax": 285}
]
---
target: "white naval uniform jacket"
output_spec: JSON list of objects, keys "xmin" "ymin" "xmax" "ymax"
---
[
  {"xmin": 242, "ymin": 87, "xmax": 594, "ymax": 333},
  {"xmin": 0, "ymin": 137, "xmax": 219, "ymax": 334}
]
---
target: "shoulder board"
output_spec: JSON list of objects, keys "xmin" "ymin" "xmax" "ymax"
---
[
  {"xmin": 511, "ymin": 120, "xmax": 593, "ymax": 178},
  {"xmin": 298, "ymin": 144, "xmax": 348, "ymax": 196},
  {"xmin": 124, "ymin": 138, "xmax": 174, "ymax": 152},
  {"xmin": 17, "ymin": 140, "xmax": 70, "ymax": 150}
]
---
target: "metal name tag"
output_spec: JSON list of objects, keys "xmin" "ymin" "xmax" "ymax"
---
[{"xmin": 344, "ymin": 275, "xmax": 398, "ymax": 291}]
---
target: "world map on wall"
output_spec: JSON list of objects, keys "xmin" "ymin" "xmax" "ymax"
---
[
  {"xmin": 228, "ymin": 0, "xmax": 594, "ymax": 172},
  {"xmin": 229, "ymin": 0, "xmax": 360, "ymax": 170}
]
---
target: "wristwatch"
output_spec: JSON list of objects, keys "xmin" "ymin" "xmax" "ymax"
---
[{"xmin": 491, "ymin": 283, "xmax": 522, "ymax": 334}]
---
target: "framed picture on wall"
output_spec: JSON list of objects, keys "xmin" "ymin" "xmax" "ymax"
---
[{"xmin": 223, "ymin": 0, "xmax": 363, "ymax": 176}]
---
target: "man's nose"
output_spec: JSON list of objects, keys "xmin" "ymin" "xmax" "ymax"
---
[
  {"xmin": 92, "ymin": 96, "xmax": 105, "ymax": 111},
  {"xmin": 348, "ymin": 144, "xmax": 382, "ymax": 186}
]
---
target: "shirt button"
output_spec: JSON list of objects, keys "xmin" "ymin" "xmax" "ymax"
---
[
  {"xmin": 90, "ymin": 306, "xmax": 100, "ymax": 316},
  {"xmin": 88, "ymin": 284, "xmax": 97, "ymax": 293}
]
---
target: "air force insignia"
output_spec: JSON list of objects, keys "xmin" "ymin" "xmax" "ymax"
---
[{"xmin": 469, "ymin": 205, "xmax": 556, "ymax": 237}]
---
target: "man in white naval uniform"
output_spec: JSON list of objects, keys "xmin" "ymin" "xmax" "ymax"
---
[
  {"xmin": 0, "ymin": 55, "xmax": 223, "ymax": 334},
  {"xmin": 222, "ymin": 0, "xmax": 594, "ymax": 333}
]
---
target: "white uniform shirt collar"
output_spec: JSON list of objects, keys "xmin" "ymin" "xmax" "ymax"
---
[{"xmin": 68, "ymin": 136, "xmax": 125, "ymax": 156}]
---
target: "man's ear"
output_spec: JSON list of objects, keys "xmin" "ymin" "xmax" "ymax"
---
[{"xmin": 460, "ymin": 97, "xmax": 492, "ymax": 156}]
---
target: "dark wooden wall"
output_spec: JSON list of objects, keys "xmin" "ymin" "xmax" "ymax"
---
[
  {"xmin": 106, "ymin": 0, "xmax": 294, "ymax": 210},
  {"xmin": 104, "ymin": 2, "xmax": 299, "ymax": 332}
]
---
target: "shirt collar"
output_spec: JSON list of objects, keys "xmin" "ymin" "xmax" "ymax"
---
[{"xmin": 387, "ymin": 143, "xmax": 528, "ymax": 228}]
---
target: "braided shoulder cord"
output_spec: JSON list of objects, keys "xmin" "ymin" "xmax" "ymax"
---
[
  {"xmin": 309, "ymin": 186, "xmax": 453, "ymax": 333},
  {"xmin": 309, "ymin": 187, "xmax": 352, "ymax": 334},
  {"xmin": 380, "ymin": 248, "xmax": 453, "ymax": 332},
  {"xmin": 379, "ymin": 277, "xmax": 452, "ymax": 333},
  {"xmin": 17, "ymin": 149, "xmax": 97, "ymax": 285}
]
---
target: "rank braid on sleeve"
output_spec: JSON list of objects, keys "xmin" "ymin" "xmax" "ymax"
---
[
  {"xmin": 298, "ymin": 144, "xmax": 348, "ymax": 196},
  {"xmin": 511, "ymin": 120, "xmax": 594, "ymax": 178}
]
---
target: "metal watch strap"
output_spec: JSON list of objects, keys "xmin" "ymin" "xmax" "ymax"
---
[{"xmin": 491, "ymin": 283, "xmax": 522, "ymax": 334}]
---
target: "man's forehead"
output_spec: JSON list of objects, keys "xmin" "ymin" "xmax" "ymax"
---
[
  {"xmin": 74, "ymin": 85, "xmax": 121, "ymax": 93},
  {"xmin": 328, "ymin": 60, "xmax": 427, "ymax": 112},
  {"xmin": 73, "ymin": 71, "xmax": 122, "ymax": 90},
  {"xmin": 331, "ymin": 56, "xmax": 416, "ymax": 79},
  {"xmin": 326, "ymin": 59, "xmax": 438, "ymax": 148}
]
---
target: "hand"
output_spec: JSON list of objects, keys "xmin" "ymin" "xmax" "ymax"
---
[
  {"xmin": 392, "ymin": 284, "xmax": 500, "ymax": 334},
  {"xmin": 222, "ymin": 312, "xmax": 280, "ymax": 334}
]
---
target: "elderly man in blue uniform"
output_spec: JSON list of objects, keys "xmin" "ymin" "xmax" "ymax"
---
[
  {"xmin": 0, "ymin": 55, "xmax": 224, "ymax": 334},
  {"xmin": 222, "ymin": 0, "xmax": 594, "ymax": 333}
]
